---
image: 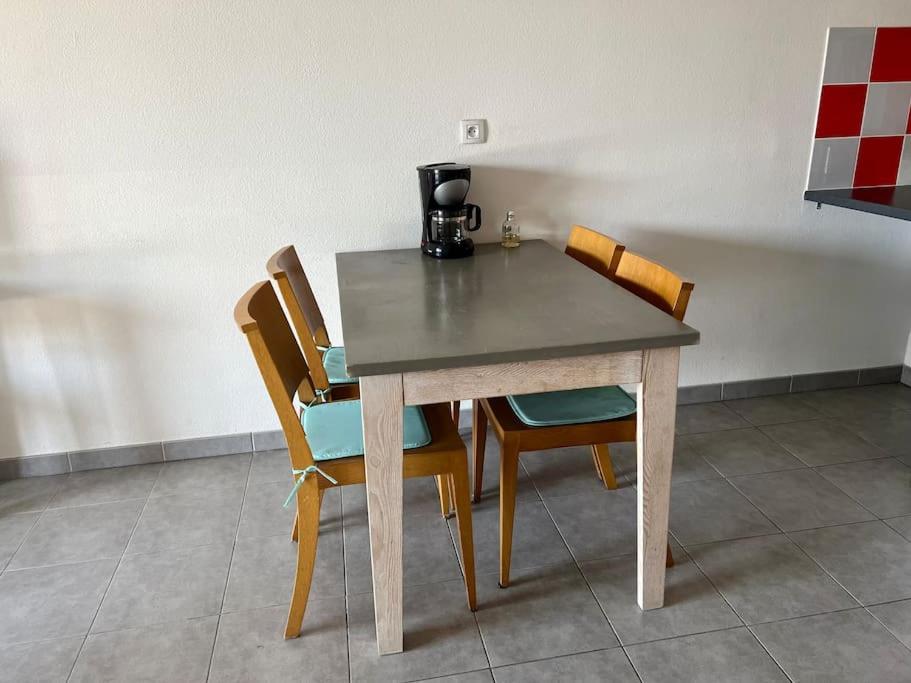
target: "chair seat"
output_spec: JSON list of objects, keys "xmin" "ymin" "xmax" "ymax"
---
[
  {"xmin": 506, "ymin": 385, "xmax": 636, "ymax": 427},
  {"xmin": 323, "ymin": 346, "xmax": 358, "ymax": 385},
  {"xmin": 301, "ymin": 399, "xmax": 432, "ymax": 461}
]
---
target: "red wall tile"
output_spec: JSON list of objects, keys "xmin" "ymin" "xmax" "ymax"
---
[
  {"xmin": 815, "ymin": 84, "xmax": 867, "ymax": 138},
  {"xmin": 870, "ymin": 27, "xmax": 911, "ymax": 82},
  {"xmin": 853, "ymin": 136, "xmax": 904, "ymax": 187},
  {"xmin": 907, "ymin": 105, "xmax": 911, "ymax": 134}
]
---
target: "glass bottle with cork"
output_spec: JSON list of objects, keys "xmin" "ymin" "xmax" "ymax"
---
[{"xmin": 501, "ymin": 210, "xmax": 520, "ymax": 248}]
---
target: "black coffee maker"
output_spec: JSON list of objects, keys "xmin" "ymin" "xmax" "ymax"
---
[{"xmin": 417, "ymin": 163, "xmax": 482, "ymax": 258}]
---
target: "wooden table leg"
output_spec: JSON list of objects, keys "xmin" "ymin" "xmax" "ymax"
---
[
  {"xmin": 359, "ymin": 373, "xmax": 405, "ymax": 655},
  {"xmin": 636, "ymin": 346, "xmax": 679, "ymax": 609}
]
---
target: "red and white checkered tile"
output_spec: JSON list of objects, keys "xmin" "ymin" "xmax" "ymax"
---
[{"xmin": 808, "ymin": 27, "xmax": 911, "ymax": 190}]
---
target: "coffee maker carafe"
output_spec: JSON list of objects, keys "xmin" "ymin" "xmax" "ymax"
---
[{"xmin": 417, "ymin": 163, "xmax": 482, "ymax": 258}]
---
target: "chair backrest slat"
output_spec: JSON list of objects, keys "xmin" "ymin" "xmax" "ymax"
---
[
  {"xmin": 234, "ymin": 281, "xmax": 317, "ymax": 470},
  {"xmin": 266, "ymin": 246, "xmax": 332, "ymax": 391},
  {"xmin": 564, "ymin": 225, "xmax": 625, "ymax": 278},
  {"xmin": 613, "ymin": 250, "xmax": 694, "ymax": 321}
]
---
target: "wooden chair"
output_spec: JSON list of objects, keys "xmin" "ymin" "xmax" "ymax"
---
[
  {"xmin": 266, "ymin": 245, "xmax": 359, "ymax": 402},
  {"xmin": 267, "ymin": 245, "xmax": 459, "ymax": 519},
  {"xmin": 565, "ymin": 226, "xmax": 626, "ymax": 484},
  {"xmin": 564, "ymin": 224, "xmax": 625, "ymax": 279},
  {"xmin": 472, "ymin": 238, "xmax": 694, "ymax": 587},
  {"xmin": 235, "ymin": 281, "xmax": 476, "ymax": 638}
]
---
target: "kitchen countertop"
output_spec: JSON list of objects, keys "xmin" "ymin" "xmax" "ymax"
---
[{"xmin": 804, "ymin": 185, "xmax": 911, "ymax": 221}]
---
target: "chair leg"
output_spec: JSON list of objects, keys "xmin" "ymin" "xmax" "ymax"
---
[
  {"xmin": 436, "ymin": 475, "xmax": 454, "ymax": 519},
  {"xmin": 591, "ymin": 451, "xmax": 604, "ymax": 481},
  {"xmin": 591, "ymin": 443, "xmax": 618, "ymax": 490},
  {"xmin": 666, "ymin": 542, "xmax": 674, "ymax": 568},
  {"xmin": 290, "ymin": 488, "xmax": 324, "ymax": 541},
  {"xmin": 285, "ymin": 478, "xmax": 321, "ymax": 639},
  {"xmin": 499, "ymin": 438, "xmax": 520, "ymax": 588},
  {"xmin": 451, "ymin": 400, "xmax": 461, "ymax": 426},
  {"xmin": 449, "ymin": 457, "xmax": 477, "ymax": 611},
  {"xmin": 472, "ymin": 399, "xmax": 488, "ymax": 503}
]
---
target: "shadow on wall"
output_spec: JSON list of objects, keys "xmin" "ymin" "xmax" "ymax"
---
[
  {"xmin": 606, "ymin": 227, "xmax": 911, "ymax": 375},
  {"xmin": 468, "ymin": 164, "xmax": 634, "ymax": 242},
  {"xmin": 0, "ymin": 165, "xmax": 21, "ymax": 462},
  {"xmin": 459, "ymin": 164, "xmax": 911, "ymax": 377},
  {"xmin": 0, "ymin": 160, "xmax": 160, "ymax": 463}
]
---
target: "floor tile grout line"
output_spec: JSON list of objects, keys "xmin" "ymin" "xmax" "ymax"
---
[
  {"xmin": 492, "ymin": 646, "xmax": 637, "ymax": 679},
  {"xmin": 436, "ymin": 473, "xmax": 501, "ymax": 675},
  {"xmin": 629, "ymin": 535, "xmax": 794, "ymax": 683},
  {"xmin": 439, "ymin": 482, "xmax": 495, "ymax": 676},
  {"xmin": 755, "ymin": 422, "xmax": 894, "ymax": 469},
  {"xmin": 722, "ymin": 471, "xmax": 882, "ymax": 532},
  {"xmin": 343, "ymin": 557, "xmax": 584, "ymax": 599},
  {"xmin": 681, "ymin": 433, "xmax": 904, "ymax": 533},
  {"xmin": 650, "ymin": 533, "xmax": 790, "ymax": 682},
  {"xmin": 536, "ymin": 491, "xmax": 633, "ymax": 672},
  {"xmin": 576, "ymin": 577, "xmax": 644, "ymax": 683},
  {"xmin": 750, "ymin": 603, "xmax": 865, "ymax": 630},
  {"xmin": 837, "ymin": 419, "xmax": 907, "ymax": 458},
  {"xmin": 722, "ymin": 397, "xmax": 826, "ymax": 431},
  {"xmin": 339, "ymin": 488, "xmax": 353, "ymax": 683},
  {"xmin": 404, "ymin": 666, "xmax": 492, "ymax": 682},
  {"xmin": 803, "ymin": 462, "xmax": 900, "ymax": 521},
  {"xmin": 40, "ymin": 493, "xmax": 159, "ymax": 514},
  {"xmin": 204, "ymin": 453, "xmax": 253, "ymax": 682},
  {"xmin": 621, "ymin": 622, "xmax": 746, "ymax": 649},
  {"xmin": 5, "ymin": 517, "xmax": 248, "ymax": 573},
  {"xmin": 684, "ymin": 535, "xmax": 870, "ymax": 632},
  {"xmin": 0, "ymin": 507, "xmax": 45, "ymax": 574},
  {"xmin": 467, "ymin": 608, "xmax": 493, "ymax": 683},
  {"xmin": 863, "ymin": 604, "xmax": 911, "ymax": 656},
  {"xmin": 743, "ymin": 623, "xmax": 797, "ymax": 683},
  {"xmin": 779, "ymin": 524, "xmax": 873, "ymax": 609},
  {"xmin": 63, "ymin": 462, "xmax": 163, "ymax": 682},
  {"xmin": 525, "ymin": 646, "xmax": 637, "ymax": 679}
]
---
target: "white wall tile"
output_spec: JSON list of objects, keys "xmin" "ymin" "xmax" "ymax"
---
[
  {"xmin": 823, "ymin": 28, "xmax": 876, "ymax": 84},
  {"xmin": 808, "ymin": 138, "xmax": 860, "ymax": 189},
  {"xmin": 899, "ymin": 137, "xmax": 911, "ymax": 185},
  {"xmin": 862, "ymin": 83, "xmax": 911, "ymax": 136}
]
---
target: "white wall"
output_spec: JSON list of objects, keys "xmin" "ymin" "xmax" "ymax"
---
[{"xmin": 2, "ymin": 1, "xmax": 911, "ymax": 459}]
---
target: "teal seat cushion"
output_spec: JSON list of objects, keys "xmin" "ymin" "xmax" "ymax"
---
[
  {"xmin": 322, "ymin": 346, "xmax": 358, "ymax": 385},
  {"xmin": 506, "ymin": 385, "xmax": 636, "ymax": 427},
  {"xmin": 301, "ymin": 399, "xmax": 432, "ymax": 461}
]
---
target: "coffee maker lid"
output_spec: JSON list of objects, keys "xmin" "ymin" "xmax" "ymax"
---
[{"xmin": 416, "ymin": 162, "xmax": 469, "ymax": 172}]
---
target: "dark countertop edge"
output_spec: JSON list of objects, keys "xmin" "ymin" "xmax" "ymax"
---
[
  {"xmin": 804, "ymin": 186, "xmax": 911, "ymax": 222},
  {"xmin": 346, "ymin": 331, "xmax": 701, "ymax": 378}
]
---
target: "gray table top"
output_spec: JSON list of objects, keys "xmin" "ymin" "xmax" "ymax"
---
[{"xmin": 336, "ymin": 240, "xmax": 699, "ymax": 376}]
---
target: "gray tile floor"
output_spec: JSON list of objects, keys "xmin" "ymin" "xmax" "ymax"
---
[{"xmin": 1, "ymin": 384, "xmax": 911, "ymax": 681}]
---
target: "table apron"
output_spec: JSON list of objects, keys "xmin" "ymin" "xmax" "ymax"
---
[{"xmin": 400, "ymin": 350, "xmax": 644, "ymax": 405}]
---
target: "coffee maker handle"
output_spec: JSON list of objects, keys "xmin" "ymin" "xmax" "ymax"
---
[{"xmin": 467, "ymin": 204, "xmax": 482, "ymax": 232}]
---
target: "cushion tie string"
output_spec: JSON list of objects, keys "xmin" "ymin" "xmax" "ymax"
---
[
  {"xmin": 299, "ymin": 388, "xmax": 329, "ymax": 415},
  {"xmin": 283, "ymin": 465, "xmax": 338, "ymax": 508}
]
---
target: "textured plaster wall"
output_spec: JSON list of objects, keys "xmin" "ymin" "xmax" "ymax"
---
[{"xmin": 2, "ymin": 1, "xmax": 911, "ymax": 458}]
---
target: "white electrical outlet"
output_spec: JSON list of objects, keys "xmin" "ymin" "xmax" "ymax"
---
[{"xmin": 460, "ymin": 119, "xmax": 487, "ymax": 144}]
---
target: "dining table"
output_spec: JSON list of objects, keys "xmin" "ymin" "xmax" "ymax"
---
[{"xmin": 336, "ymin": 239, "xmax": 700, "ymax": 655}]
